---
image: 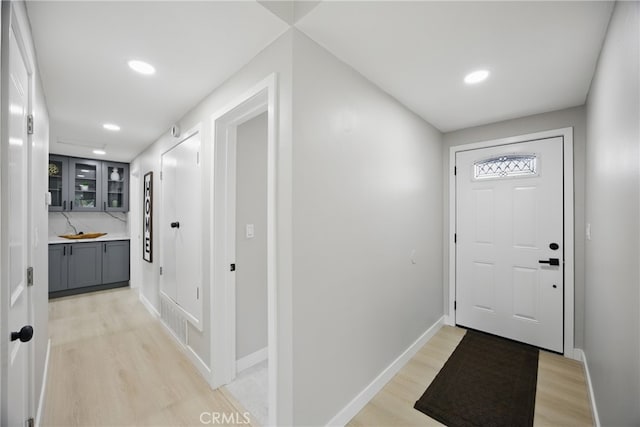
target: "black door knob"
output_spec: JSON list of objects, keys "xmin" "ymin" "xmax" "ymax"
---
[
  {"xmin": 11, "ymin": 325, "xmax": 33, "ymax": 343},
  {"xmin": 539, "ymin": 258, "xmax": 560, "ymax": 266},
  {"xmin": 170, "ymin": 222, "xmax": 180, "ymax": 228}
]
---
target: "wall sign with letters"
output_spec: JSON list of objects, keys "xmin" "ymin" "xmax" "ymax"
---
[{"xmin": 143, "ymin": 171, "xmax": 153, "ymax": 263}]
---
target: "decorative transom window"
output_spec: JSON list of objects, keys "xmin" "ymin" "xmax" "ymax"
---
[{"xmin": 474, "ymin": 154, "xmax": 538, "ymax": 180}]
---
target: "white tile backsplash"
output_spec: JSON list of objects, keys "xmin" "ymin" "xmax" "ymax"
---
[{"xmin": 49, "ymin": 212, "xmax": 129, "ymax": 237}]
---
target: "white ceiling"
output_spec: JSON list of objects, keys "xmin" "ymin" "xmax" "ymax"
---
[
  {"xmin": 26, "ymin": 1, "xmax": 289, "ymax": 161},
  {"xmin": 26, "ymin": 1, "xmax": 614, "ymax": 162},
  {"xmin": 296, "ymin": 1, "xmax": 614, "ymax": 132}
]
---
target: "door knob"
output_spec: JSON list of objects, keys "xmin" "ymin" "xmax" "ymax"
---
[
  {"xmin": 11, "ymin": 325, "xmax": 33, "ymax": 342},
  {"xmin": 170, "ymin": 222, "xmax": 180, "ymax": 228},
  {"xmin": 539, "ymin": 258, "xmax": 560, "ymax": 266}
]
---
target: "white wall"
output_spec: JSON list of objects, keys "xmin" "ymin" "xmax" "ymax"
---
[
  {"xmin": 442, "ymin": 106, "xmax": 587, "ymax": 347},
  {"xmin": 236, "ymin": 112, "xmax": 268, "ymax": 361},
  {"xmin": 584, "ymin": 1, "xmax": 640, "ymax": 425},
  {"xmin": 291, "ymin": 31, "xmax": 443, "ymax": 425},
  {"xmin": 130, "ymin": 30, "xmax": 294, "ymax": 424}
]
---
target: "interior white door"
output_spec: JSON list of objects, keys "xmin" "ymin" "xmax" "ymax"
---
[
  {"xmin": 160, "ymin": 145, "xmax": 178, "ymax": 303},
  {"xmin": 4, "ymin": 24, "xmax": 32, "ymax": 426},
  {"xmin": 160, "ymin": 131, "xmax": 202, "ymax": 326},
  {"xmin": 456, "ymin": 137, "xmax": 564, "ymax": 352}
]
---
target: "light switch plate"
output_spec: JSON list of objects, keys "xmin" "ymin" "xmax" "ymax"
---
[{"xmin": 246, "ymin": 224, "xmax": 254, "ymax": 239}]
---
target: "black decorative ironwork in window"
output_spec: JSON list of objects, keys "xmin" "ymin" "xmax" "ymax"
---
[{"xmin": 474, "ymin": 154, "xmax": 537, "ymax": 180}]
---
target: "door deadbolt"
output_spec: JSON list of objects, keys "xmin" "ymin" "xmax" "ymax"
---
[{"xmin": 170, "ymin": 222, "xmax": 180, "ymax": 229}]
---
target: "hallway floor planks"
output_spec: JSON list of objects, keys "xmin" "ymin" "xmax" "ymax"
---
[
  {"xmin": 43, "ymin": 288, "xmax": 257, "ymax": 426},
  {"xmin": 348, "ymin": 325, "xmax": 594, "ymax": 426},
  {"xmin": 44, "ymin": 288, "xmax": 593, "ymax": 426}
]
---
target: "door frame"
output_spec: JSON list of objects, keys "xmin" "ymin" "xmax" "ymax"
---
[
  {"xmin": 209, "ymin": 74, "xmax": 277, "ymax": 425},
  {"xmin": 447, "ymin": 127, "xmax": 575, "ymax": 358}
]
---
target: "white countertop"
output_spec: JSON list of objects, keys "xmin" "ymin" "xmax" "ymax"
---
[{"xmin": 49, "ymin": 233, "xmax": 130, "ymax": 244}]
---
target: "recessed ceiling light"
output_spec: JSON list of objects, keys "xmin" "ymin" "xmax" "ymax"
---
[
  {"xmin": 103, "ymin": 123, "xmax": 120, "ymax": 131},
  {"xmin": 464, "ymin": 69, "xmax": 490, "ymax": 85},
  {"xmin": 93, "ymin": 149, "xmax": 106, "ymax": 155},
  {"xmin": 128, "ymin": 59, "xmax": 155, "ymax": 76}
]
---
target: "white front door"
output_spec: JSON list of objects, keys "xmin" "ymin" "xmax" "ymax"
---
[
  {"xmin": 4, "ymin": 23, "xmax": 32, "ymax": 426},
  {"xmin": 160, "ymin": 130, "xmax": 202, "ymax": 327},
  {"xmin": 455, "ymin": 137, "xmax": 564, "ymax": 352}
]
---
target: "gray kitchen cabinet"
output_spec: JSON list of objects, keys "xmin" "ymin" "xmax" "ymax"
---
[
  {"xmin": 49, "ymin": 240, "xmax": 130, "ymax": 296},
  {"xmin": 48, "ymin": 155, "xmax": 69, "ymax": 212},
  {"xmin": 48, "ymin": 155, "xmax": 129, "ymax": 212},
  {"xmin": 102, "ymin": 162, "xmax": 129, "ymax": 212},
  {"xmin": 102, "ymin": 240, "xmax": 130, "ymax": 284},
  {"xmin": 68, "ymin": 242, "xmax": 103, "ymax": 289},
  {"xmin": 48, "ymin": 244, "xmax": 68, "ymax": 292},
  {"xmin": 69, "ymin": 158, "xmax": 103, "ymax": 212}
]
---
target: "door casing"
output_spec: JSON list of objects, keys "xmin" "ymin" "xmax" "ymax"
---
[
  {"xmin": 447, "ymin": 127, "xmax": 575, "ymax": 358},
  {"xmin": 210, "ymin": 74, "xmax": 278, "ymax": 426}
]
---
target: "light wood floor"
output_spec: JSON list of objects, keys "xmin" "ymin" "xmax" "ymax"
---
[
  {"xmin": 348, "ymin": 326, "xmax": 594, "ymax": 427},
  {"xmin": 44, "ymin": 288, "xmax": 593, "ymax": 426},
  {"xmin": 43, "ymin": 288, "xmax": 257, "ymax": 426}
]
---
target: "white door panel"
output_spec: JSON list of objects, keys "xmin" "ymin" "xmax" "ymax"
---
[
  {"xmin": 160, "ymin": 131, "xmax": 202, "ymax": 327},
  {"xmin": 161, "ymin": 148, "xmax": 178, "ymax": 303},
  {"xmin": 5, "ymin": 24, "xmax": 31, "ymax": 427},
  {"xmin": 456, "ymin": 137, "xmax": 564, "ymax": 352}
]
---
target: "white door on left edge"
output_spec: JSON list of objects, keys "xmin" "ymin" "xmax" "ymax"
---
[
  {"xmin": 456, "ymin": 137, "xmax": 564, "ymax": 352},
  {"xmin": 4, "ymin": 24, "xmax": 32, "ymax": 427}
]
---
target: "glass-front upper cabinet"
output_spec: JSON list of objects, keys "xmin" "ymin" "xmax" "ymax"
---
[
  {"xmin": 69, "ymin": 158, "xmax": 102, "ymax": 212},
  {"xmin": 102, "ymin": 162, "xmax": 129, "ymax": 212},
  {"xmin": 47, "ymin": 155, "xmax": 130, "ymax": 212},
  {"xmin": 48, "ymin": 155, "xmax": 69, "ymax": 212}
]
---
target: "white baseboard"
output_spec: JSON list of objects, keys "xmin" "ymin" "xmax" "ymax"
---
[
  {"xmin": 186, "ymin": 342, "xmax": 213, "ymax": 384},
  {"xmin": 326, "ymin": 316, "xmax": 444, "ymax": 427},
  {"xmin": 575, "ymin": 348, "xmax": 600, "ymax": 427},
  {"xmin": 443, "ymin": 315, "xmax": 454, "ymax": 326},
  {"xmin": 138, "ymin": 289, "xmax": 212, "ymax": 388},
  {"xmin": 237, "ymin": 347, "xmax": 268, "ymax": 373},
  {"xmin": 154, "ymin": 309, "xmax": 214, "ymax": 389},
  {"xmin": 139, "ymin": 290, "xmax": 160, "ymax": 318},
  {"xmin": 35, "ymin": 339, "xmax": 51, "ymax": 427}
]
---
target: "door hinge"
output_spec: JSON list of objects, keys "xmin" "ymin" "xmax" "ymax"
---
[
  {"xmin": 159, "ymin": 266, "xmax": 163, "ymax": 275},
  {"xmin": 454, "ymin": 233, "xmax": 457, "ymax": 243},
  {"xmin": 196, "ymin": 151, "xmax": 200, "ymax": 165},
  {"xmin": 27, "ymin": 115, "xmax": 34, "ymax": 135},
  {"xmin": 230, "ymin": 263, "xmax": 236, "ymax": 272},
  {"xmin": 26, "ymin": 417, "xmax": 34, "ymax": 427},
  {"xmin": 196, "ymin": 287, "xmax": 199, "ymax": 300},
  {"xmin": 27, "ymin": 266, "xmax": 34, "ymax": 287},
  {"xmin": 454, "ymin": 166, "xmax": 457, "ymax": 176},
  {"xmin": 160, "ymin": 171, "xmax": 163, "ymax": 180},
  {"xmin": 454, "ymin": 301, "xmax": 457, "ymax": 310}
]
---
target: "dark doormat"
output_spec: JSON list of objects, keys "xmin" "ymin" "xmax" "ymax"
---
[{"xmin": 414, "ymin": 329, "xmax": 539, "ymax": 427}]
